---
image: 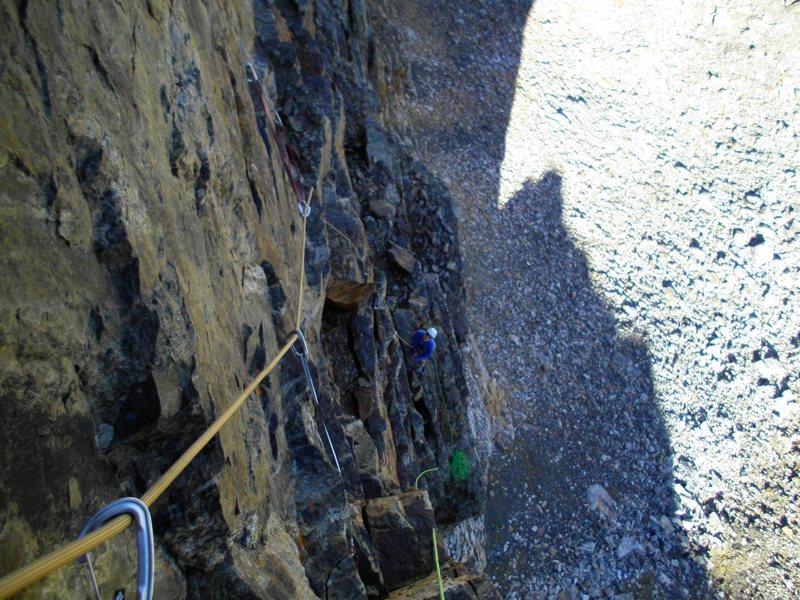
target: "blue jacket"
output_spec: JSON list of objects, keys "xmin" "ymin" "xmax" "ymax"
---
[{"xmin": 412, "ymin": 329, "xmax": 436, "ymax": 361}]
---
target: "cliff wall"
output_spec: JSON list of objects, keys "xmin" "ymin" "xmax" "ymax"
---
[{"xmin": 0, "ymin": 0, "xmax": 495, "ymax": 597}]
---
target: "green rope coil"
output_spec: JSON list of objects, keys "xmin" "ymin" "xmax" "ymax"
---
[{"xmin": 448, "ymin": 451, "xmax": 471, "ymax": 481}]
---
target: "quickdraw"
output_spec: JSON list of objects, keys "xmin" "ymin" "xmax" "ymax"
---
[
  {"xmin": 289, "ymin": 329, "xmax": 341, "ymax": 473},
  {"xmin": 245, "ymin": 63, "xmax": 311, "ymax": 218}
]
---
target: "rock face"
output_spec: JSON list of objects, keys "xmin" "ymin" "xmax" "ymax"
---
[{"xmin": 0, "ymin": 1, "xmax": 495, "ymax": 598}]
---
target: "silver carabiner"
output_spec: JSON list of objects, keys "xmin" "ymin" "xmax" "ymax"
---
[
  {"xmin": 298, "ymin": 188, "xmax": 313, "ymax": 218},
  {"xmin": 289, "ymin": 329, "xmax": 309, "ymax": 358},
  {"xmin": 287, "ymin": 330, "xmax": 341, "ymax": 473},
  {"xmin": 77, "ymin": 497, "xmax": 154, "ymax": 600}
]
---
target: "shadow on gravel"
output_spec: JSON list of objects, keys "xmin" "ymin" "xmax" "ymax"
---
[
  {"xmin": 389, "ymin": 0, "xmax": 711, "ymax": 595},
  {"xmin": 481, "ymin": 174, "xmax": 707, "ymax": 597}
]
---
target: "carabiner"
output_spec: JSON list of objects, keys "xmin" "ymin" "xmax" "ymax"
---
[
  {"xmin": 288, "ymin": 329, "xmax": 309, "ymax": 358},
  {"xmin": 77, "ymin": 497, "xmax": 154, "ymax": 600}
]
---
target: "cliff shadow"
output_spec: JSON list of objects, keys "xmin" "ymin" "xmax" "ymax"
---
[
  {"xmin": 478, "ymin": 174, "xmax": 707, "ymax": 597},
  {"xmin": 381, "ymin": 0, "xmax": 713, "ymax": 595}
]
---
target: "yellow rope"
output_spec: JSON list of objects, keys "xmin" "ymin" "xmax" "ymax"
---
[
  {"xmin": 0, "ymin": 190, "xmax": 313, "ymax": 600},
  {"xmin": 396, "ymin": 332, "xmax": 414, "ymax": 349},
  {"xmin": 140, "ymin": 337, "xmax": 297, "ymax": 508},
  {"xmin": 432, "ymin": 528, "xmax": 445, "ymax": 600},
  {"xmin": 0, "ymin": 341, "xmax": 298, "ymax": 600},
  {"xmin": 324, "ymin": 220, "xmax": 361, "ymax": 257},
  {"xmin": 0, "ymin": 516, "xmax": 130, "ymax": 600}
]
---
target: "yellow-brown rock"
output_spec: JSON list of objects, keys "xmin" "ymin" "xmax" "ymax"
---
[{"xmin": 0, "ymin": 0, "xmax": 495, "ymax": 598}]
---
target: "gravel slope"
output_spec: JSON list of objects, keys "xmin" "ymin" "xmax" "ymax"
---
[{"xmin": 383, "ymin": 0, "xmax": 800, "ymax": 597}]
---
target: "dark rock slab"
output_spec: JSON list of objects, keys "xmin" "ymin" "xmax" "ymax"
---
[
  {"xmin": 327, "ymin": 280, "xmax": 376, "ymax": 309},
  {"xmin": 388, "ymin": 243, "xmax": 418, "ymax": 273},
  {"xmin": 364, "ymin": 490, "xmax": 435, "ymax": 590}
]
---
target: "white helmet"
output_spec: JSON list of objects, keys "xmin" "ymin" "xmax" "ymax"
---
[{"xmin": 426, "ymin": 327, "xmax": 438, "ymax": 338}]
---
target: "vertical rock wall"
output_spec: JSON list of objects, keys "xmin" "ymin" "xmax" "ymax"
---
[{"xmin": 0, "ymin": 0, "xmax": 494, "ymax": 598}]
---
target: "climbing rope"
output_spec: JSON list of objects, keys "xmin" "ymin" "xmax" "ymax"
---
[
  {"xmin": 397, "ymin": 330, "xmax": 457, "ymax": 447},
  {"xmin": 432, "ymin": 354, "xmax": 456, "ymax": 445},
  {"xmin": 448, "ymin": 450, "xmax": 471, "ymax": 482},
  {"xmin": 414, "ymin": 467, "xmax": 439, "ymax": 489},
  {"xmin": 403, "ymin": 333, "xmax": 470, "ymax": 481},
  {"xmin": 324, "ymin": 220, "xmax": 362, "ymax": 257},
  {"xmin": 395, "ymin": 331, "xmax": 414, "ymax": 349},
  {"xmin": 0, "ymin": 334, "xmax": 301, "ymax": 600},
  {"xmin": 432, "ymin": 528, "xmax": 445, "ymax": 600},
  {"xmin": 415, "ymin": 467, "xmax": 445, "ymax": 600},
  {"xmin": 0, "ymin": 66, "xmax": 314, "ymax": 600}
]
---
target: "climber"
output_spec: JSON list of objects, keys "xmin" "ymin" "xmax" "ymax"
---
[{"xmin": 412, "ymin": 327, "xmax": 437, "ymax": 363}]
